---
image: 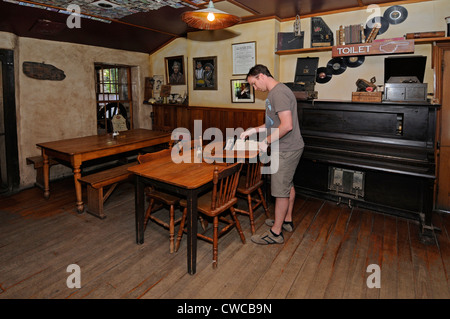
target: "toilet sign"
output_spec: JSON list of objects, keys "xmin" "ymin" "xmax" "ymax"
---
[{"xmin": 332, "ymin": 38, "xmax": 414, "ymax": 57}]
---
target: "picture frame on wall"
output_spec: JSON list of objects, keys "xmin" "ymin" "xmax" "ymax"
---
[
  {"xmin": 193, "ymin": 56, "xmax": 217, "ymax": 90},
  {"xmin": 165, "ymin": 55, "xmax": 185, "ymax": 85},
  {"xmin": 232, "ymin": 41, "xmax": 256, "ymax": 75},
  {"xmin": 152, "ymin": 75, "xmax": 164, "ymax": 97},
  {"xmin": 231, "ymin": 79, "xmax": 254, "ymax": 103}
]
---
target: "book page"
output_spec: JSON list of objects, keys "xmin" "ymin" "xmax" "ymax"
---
[{"xmin": 232, "ymin": 139, "xmax": 259, "ymax": 151}]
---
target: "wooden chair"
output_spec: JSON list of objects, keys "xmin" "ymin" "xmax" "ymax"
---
[
  {"xmin": 234, "ymin": 161, "xmax": 270, "ymax": 234},
  {"xmin": 175, "ymin": 163, "xmax": 245, "ymax": 268},
  {"xmin": 137, "ymin": 148, "xmax": 182, "ymax": 253}
]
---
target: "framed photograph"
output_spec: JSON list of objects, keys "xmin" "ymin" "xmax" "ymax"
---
[
  {"xmin": 231, "ymin": 79, "xmax": 254, "ymax": 103},
  {"xmin": 165, "ymin": 55, "xmax": 185, "ymax": 85},
  {"xmin": 232, "ymin": 41, "xmax": 256, "ymax": 75},
  {"xmin": 193, "ymin": 56, "xmax": 217, "ymax": 90},
  {"xmin": 152, "ymin": 75, "xmax": 164, "ymax": 97}
]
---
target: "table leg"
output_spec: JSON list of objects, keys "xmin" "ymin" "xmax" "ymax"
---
[
  {"xmin": 42, "ymin": 151, "xmax": 50, "ymax": 199},
  {"xmin": 186, "ymin": 190, "xmax": 198, "ymax": 275},
  {"xmin": 135, "ymin": 176, "xmax": 145, "ymax": 244},
  {"xmin": 73, "ymin": 165, "xmax": 84, "ymax": 213}
]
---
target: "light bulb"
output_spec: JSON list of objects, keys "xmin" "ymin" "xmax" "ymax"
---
[{"xmin": 207, "ymin": 12, "xmax": 215, "ymax": 22}]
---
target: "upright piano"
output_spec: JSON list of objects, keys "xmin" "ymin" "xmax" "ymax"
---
[{"xmin": 294, "ymin": 100, "xmax": 439, "ymax": 241}]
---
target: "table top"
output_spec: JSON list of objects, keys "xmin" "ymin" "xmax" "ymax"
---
[
  {"xmin": 202, "ymin": 141, "xmax": 260, "ymax": 162},
  {"xmin": 128, "ymin": 152, "xmax": 220, "ymax": 189},
  {"xmin": 37, "ymin": 129, "xmax": 171, "ymax": 156}
]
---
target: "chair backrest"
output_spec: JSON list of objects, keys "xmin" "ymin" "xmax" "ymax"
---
[
  {"xmin": 211, "ymin": 163, "xmax": 242, "ymax": 211},
  {"xmin": 244, "ymin": 161, "xmax": 263, "ymax": 189},
  {"xmin": 137, "ymin": 148, "xmax": 172, "ymax": 164}
]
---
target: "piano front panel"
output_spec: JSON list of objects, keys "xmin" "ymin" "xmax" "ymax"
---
[{"xmin": 294, "ymin": 100, "xmax": 438, "ymax": 234}]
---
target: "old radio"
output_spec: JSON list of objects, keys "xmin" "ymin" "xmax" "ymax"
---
[
  {"xmin": 285, "ymin": 57, "xmax": 319, "ymax": 100},
  {"xmin": 383, "ymin": 56, "xmax": 428, "ymax": 102}
]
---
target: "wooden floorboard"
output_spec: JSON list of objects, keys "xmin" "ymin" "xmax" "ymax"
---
[{"xmin": 0, "ymin": 177, "xmax": 449, "ymax": 299}]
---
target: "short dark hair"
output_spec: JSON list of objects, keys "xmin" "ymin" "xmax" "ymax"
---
[{"xmin": 246, "ymin": 64, "xmax": 273, "ymax": 80}]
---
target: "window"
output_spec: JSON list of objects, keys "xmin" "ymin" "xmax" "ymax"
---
[{"xmin": 95, "ymin": 64, "xmax": 133, "ymax": 134}]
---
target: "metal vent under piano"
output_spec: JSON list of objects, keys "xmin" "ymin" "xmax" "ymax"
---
[{"xmin": 328, "ymin": 167, "xmax": 365, "ymax": 199}]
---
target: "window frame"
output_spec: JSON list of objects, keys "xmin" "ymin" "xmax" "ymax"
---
[{"xmin": 94, "ymin": 63, "xmax": 133, "ymax": 134}]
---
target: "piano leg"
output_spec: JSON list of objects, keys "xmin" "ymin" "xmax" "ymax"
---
[{"xmin": 419, "ymin": 177, "xmax": 439, "ymax": 244}]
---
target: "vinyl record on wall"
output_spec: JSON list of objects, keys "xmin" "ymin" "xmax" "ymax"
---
[
  {"xmin": 364, "ymin": 16, "xmax": 389, "ymax": 38},
  {"xmin": 384, "ymin": 5, "xmax": 408, "ymax": 25},
  {"xmin": 343, "ymin": 56, "xmax": 365, "ymax": 68},
  {"xmin": 316, "ymin": 67, "xmax": 332, "ymax": 84},
  {"xmin": 327, "ymin": 57, "xmax": 347, "ymax": 75}
]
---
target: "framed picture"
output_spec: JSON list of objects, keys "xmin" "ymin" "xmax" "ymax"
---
[
  {"xmin": 232, "ymin": 41, "xmax": 256, "ymax": 75},
  {"xmin": 231, "ymin": 79, "xmax": 254, "ymax": 103},
  {"xmin": 165, "ymin": 55, "xmax": 185, "ymax": 85},
  {"xmin": 152, "ymin": 75, "xmax": 164, "ymax": 97},
  {"xmin": 193, "ymin": 56, "xmax": 217, "ymax": 90}
]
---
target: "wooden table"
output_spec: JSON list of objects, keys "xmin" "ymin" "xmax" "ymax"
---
[
  {"xmin": 37, "ymin": 129, "xmax": 171, "ymax": 213},
  {"xmin": 128, "ymin": 151, "xmax": 220, "ymax": 275}
]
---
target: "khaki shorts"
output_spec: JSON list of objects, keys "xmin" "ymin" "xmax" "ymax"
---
[{"xmin": 270, "ymin": 148, "xmax": 303, "ymax": 197}]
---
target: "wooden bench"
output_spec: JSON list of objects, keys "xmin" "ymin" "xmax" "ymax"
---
[
  {"xmin": 26, "ymin": 156, "xmax": 59, "ymax": 189},
  {"xmin": 78, "ymin": 162, "xmax": 137, "ymax": 219}
]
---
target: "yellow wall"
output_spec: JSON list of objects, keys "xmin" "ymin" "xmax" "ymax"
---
[
  {"xmin": 150, "ymin": 19, "xmax": 281, "ymax": 109},
  {"xmin": 150, "ymin": 0, "xmax": 450, "ymax": 106}
]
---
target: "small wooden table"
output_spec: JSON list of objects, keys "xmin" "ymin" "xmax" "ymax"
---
[
  {"xmin": 128, "ymin": 151, "xmax": 220, "ymax": 275},
  {"xmin": 37, "ymin": 129, "xmax": 171, "ymax": 213}
]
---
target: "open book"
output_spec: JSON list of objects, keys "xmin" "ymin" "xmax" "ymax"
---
[{"xmin": 224, "ymin": 137, "xmax": 259, "ymax": 151}]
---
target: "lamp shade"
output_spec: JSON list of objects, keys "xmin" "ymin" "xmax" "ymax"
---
[{"xmin": 181, "ymin": 1, "xmax": 241, "ymax": 30}]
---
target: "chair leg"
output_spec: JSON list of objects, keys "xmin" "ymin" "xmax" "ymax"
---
[
  {"xmin": 230, "ymin": 207, "xmax": 246, "ymax": 244},
  {"xmin": 247, "ymin": 194, "xmax": 255, "ymax": 234},
  {"xmin": 143, "ymin": 198, "xmax": 155, "ymax": 230},
  {"xmin": 257, "ymin": 188, "xmax": 270, "ymax": 217},
  {"xmin": 212, "ymin": 216, "xmax": 219, "ymax": 268},
  {"xmin": 169, "ymin": 205, "xmax": 175, "ymax": 253},
  {"xmin": 175, "ymin": 207, "xmax": 187, "ymax": 252}
]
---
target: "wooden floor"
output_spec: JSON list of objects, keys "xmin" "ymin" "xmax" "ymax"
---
[{"xmin": 0, "ymin": 177, "xmax": 449, "ymax": 299}]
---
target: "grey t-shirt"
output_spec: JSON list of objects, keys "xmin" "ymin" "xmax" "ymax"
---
[{"xmin": 265, "ymin": 82, "xmax": 304, "ymax": 151}]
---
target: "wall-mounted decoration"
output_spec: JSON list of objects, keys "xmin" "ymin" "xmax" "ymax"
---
[
  {"xmin": 165, "ymin": 55, "xmax": 185, "ymax": 85},
  {"xmin": 152, "ymin": 75, "xmax": 164, "ymax": 97},
  {"xmin": 231, "ymin": 79, "xmax": 254, "ymax": 103},
  {"xmin": 193, "ymin": 56, "xmax": 217, "ymax": 90},
  {"xmin": 383, "ymin": 5, "xmax": 408, "ymax": 25},
  {"xmin": 22, "ymin": 61, "xmax": 65, "ymax": 81},
  {"xmin": 232, "ymin": 42, "xmax": 256, "ymax": 75},
  {"xmin": 332, "ymin": 38, "xmax": 414, "ymax": 58},
  {"xmin": 311, "ymin": 17, "xmax": 333, "ymax": 47},
  {"xmin": 277, "ymin": 32, "xmax": 304, "ymax": 51}
]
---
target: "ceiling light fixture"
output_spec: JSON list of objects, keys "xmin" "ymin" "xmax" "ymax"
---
[{"xmin": 181, "ymin": 1, "xmax": 241, "ymax": 30}]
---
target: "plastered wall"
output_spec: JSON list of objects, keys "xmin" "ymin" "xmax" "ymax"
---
[{"xmin": 0, "ymin": 33, "xmax": 151, "ymax": 187}]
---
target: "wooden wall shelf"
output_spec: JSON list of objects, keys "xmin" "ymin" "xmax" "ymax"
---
[{"xmin": 275, "ymin": 37, "xmax": 450, "ymax": 55}]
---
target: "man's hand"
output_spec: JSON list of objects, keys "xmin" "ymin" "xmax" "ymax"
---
[
  {"xmin": 240, "ymin": 127, "xmax": 257, "ymax": 140},
  {"xmin": 259, "ymin": 139, "xmax": 269, "ymax": 153}
]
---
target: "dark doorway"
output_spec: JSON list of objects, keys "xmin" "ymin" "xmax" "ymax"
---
[{"xmin": 0, "ymin": 49, "xmax": 19, "ymax": 193}]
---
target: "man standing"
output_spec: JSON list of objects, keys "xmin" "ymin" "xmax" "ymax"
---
[{"xmin": 241, "ymin": 64, "xmax": 304, "ymax": 244}]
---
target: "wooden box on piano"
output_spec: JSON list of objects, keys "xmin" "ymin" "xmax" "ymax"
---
[{"xmin": 351, "ymin": 91, "xmax": 382, "ymax": 102}]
